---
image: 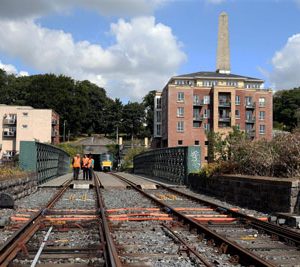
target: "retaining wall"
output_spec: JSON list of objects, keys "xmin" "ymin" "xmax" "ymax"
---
[
  {"xmin": 188, "ymin": 174, "xmax": 300, "ymax": 213},
  {"xmin": 0, "ymin": 173, "xmax": 37, "ymax": 200}
]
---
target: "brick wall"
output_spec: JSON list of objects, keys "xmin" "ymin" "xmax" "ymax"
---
[{"xmin": 188, "ymin": 174, "xmax": 300, "ymax": 213}]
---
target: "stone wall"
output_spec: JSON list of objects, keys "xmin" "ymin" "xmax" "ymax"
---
[
  {"xmin": 188, "ymin": 174, "xmax": 300, "ymax": 213},
  {"xmin": 0, "ymin": 173, "xmax": 37, "ymax": 200}
]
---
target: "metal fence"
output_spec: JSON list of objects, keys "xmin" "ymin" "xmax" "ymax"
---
[
  {"xmin": 133, "ymin": 146, "xmax": 201, "ymax": 185},
  {"xmin": 19, "ymin": 141, "xmax": 70, "ymax": 184}
]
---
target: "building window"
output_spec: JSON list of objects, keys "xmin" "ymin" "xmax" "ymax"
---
[
  {"xmin": 193, "ymin": 122, "xmax": 200, "ymax": 128},
  {"xmin": 226, "ymin": 80, "xmax": 238, "ymax": 87},
  {"xmin": 235, "ymin": 109, "xmax": 240, "ymax": 119},
  {"xmin": 259, "ymin": 125, "xmax": 266, "ymax": 134},
  {"xmin": 235, "ymin": 96, "xmax": 240, "ymax": 105},
  {"xmin": 203, "ymin": 80, "xmax": 218, "ymax": 87},
  {"xmin": 195, "ymin": 140, "xmax": 200, "ymax": 145},
  {"xmin": 178, "ymin": 140, "xmax": 183, "ymax": 145},
  {"xmin": 205, "ymin": 140, "xmax": 209, "ymax": 145},
  {"xmin": 259, "ymin": 111, "xmax": 265, "ymax": 120},
  {"xmin": 156, "ymin": 124, "xmax": 161, "ymax": 136},
  {"xmin": 156, "ymin": 111, "xmax": 161, "ymax": 122},
  {"xmin": 203, "ymin": 109, "xmax": 210, "ymax": 119},
  {"xmin": 236, "ymin": 124, "xmax": 240, "ymax": 130},
  {"xmin": 177, "ymin": 92, "xmax": 184, "ymax": 102},
  {"xmin": 156, "ymin": 98, "xmax": 161, "ymax": 109},
  {"xmin": 23, "ymin": 112, "xmax": 28, "ymax": 116},
  {"xmin": 175, "ymin": 80, "xmax": 194, "ymax": 86},
  {"xmin": 22, "ymin": 124, "xmax": 28, "ymax": 128},
  {"xmin": 203, "ymin": 95, "xmax": 210, "ymax": 104},
  {"xmin": 204, "ymin": 123, "xmax": 210, "ymax": 131},
  {"xmin": 259, "ymin": 97, "xmax": 266, "ymax": 107},
  {"xmin": 177, "ymin": 107, "xmax": 184, "ymax": 117},
  {"xmin": 193, "ymin": 95, "xmax": 200, "ymax": 105},
  {"xmin": 177, "ymin": 121, "xmax": 184, "ymax": 132},
  {"xmin": 245, "ymin": 96, "xmax": 253, "ymax": 106}
]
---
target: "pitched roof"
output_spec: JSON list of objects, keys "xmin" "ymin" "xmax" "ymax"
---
[{"xmin": 173, "ymin": 71, "xmax": 263, "ymax": 81}]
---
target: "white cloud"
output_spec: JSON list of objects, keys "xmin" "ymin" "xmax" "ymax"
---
[
  {"xmin": 0, "ymin": 60, "xmax": 28, "ymax": 76},
  {"xmin": 0, "ymin": 17, "xmax": 186, "ymax": 100},
  {"xmin": 0, "ymin": 0, "xmax": 167, "ymax": 19},
  {"xmin": 269, "ymin": 34, "xmax": 300, "ymax": 90}
]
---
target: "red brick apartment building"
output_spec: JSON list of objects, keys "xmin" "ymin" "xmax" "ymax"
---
[{"xmin": 153, "ymin": 12, "xmax": 273, "ymax": 163}]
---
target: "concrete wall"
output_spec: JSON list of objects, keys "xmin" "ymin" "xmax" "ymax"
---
[
  {"xmin": 188, "ymin": 174, "xmax": 300, "ymax": 213},
  {"xmin": 0, "ymin": 173, "xmax": 37, "ymax": 200}
]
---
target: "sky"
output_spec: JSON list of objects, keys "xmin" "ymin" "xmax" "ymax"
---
[{"xmin": 0, "ymin": 0, "xmax": 300, "ymax": 102}]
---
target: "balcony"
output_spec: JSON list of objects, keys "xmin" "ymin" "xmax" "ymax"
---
[
  {"xmin": 193, "ymin": 100, "xmax": 204, "ymax": 107},
  {"xmin": 219, "ymin": 101, "xmax": 231, "ymax": 108},
  {"xmin": 3, "ymin": 131, "xmax": 16, "ymax": 137},
  {"xmin": 193, "ymin": 115, "xmax": 204, "ymax": 121},
  {"xmin": 245, "ymin": 102, "xmax": 256, "ymax": 109},
  {"xmin": 219, "ymin": 116, "xmax": 231, "ymax": 122},
  {"xmin": 3, "ymin": 118, "xmax": 16, "ymax": 125},
  {"xmin": 245, "ymin": 116, "xmax": 255, "ymax": 124},
  {"xmin": 246, "ymin": 129, "xmax": 256, "ymax": 138}
]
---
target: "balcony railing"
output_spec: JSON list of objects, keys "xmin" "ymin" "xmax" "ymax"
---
[
  {"xmin": 3, "ymin": 118, "xmax": 16, "ymax": 125},
  {"xmin": 245, "ymin": 102, "xmax": 256, "ymax": 109},
  {"xmin": 3, "ymin": 131, "xmax": 16, "ymax": 137},
  {"xmin": 193, "ymin": 100, "xmax": 204, "ymax": 106},
  {"xmin": 219, "ymin": 116, "xmax": 231, "ymax": 122},
  {"xmin": 193, "ymin": 115, "xmax": 204, "ymax": 121},
  {"xmin": 246, "ymin": 129, "xmax": 256, "ymax": 138},
  {"xmin": 245, "ymin": 116, "xmax": 256, "ymax": 123},
  {"xmin": 219, "ymin": 101, "xmax": 231, "ymax": 107}
]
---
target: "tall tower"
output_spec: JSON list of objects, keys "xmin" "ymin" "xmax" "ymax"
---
[{"xmin": 216, "ymin": 12, "xmax": 230, "ymax": 74}]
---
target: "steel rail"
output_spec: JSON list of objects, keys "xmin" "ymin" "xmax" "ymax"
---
[
  {"xmin": 146, "ymin": 178, "xmax": 300, "ymax": 246},
  {"xmin": 0, "ymin": 179, "xmax": 72, "ymax": 266},
  {"xmin": 93, "ymin": 172, "xmax": 123, "ymax": 267},
  {"xmin": 111, "ymin": 173, "xmax": 276, "ymax": 267},
  {"xmin": 161, "ymin": 223, "xmax": 213, "ymax": 267}
]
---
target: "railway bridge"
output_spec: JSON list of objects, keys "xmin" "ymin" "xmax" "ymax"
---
[{"xmin": 0, "ymin": 142, "xmax": 300, "ymax": 266}]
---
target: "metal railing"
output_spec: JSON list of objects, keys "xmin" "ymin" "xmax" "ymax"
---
[
  {"xmin": 19, "ymin": 141, "xmax": 70, "ymax": 184},
  {"xmin": 133, "ymin": 146, "xmax": 201, "ymax": 185}
]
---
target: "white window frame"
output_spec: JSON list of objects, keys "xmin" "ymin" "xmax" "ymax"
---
[
  {"xmin": 259, "ymin": 125, "xmax": 266, "ymax": 134},
  {"xmin": 259, "ymin": 97, "xmax": 266, "ymax": 107},
  {"xmin": 259, "ymin": 111, "xmax": 265, "ymax": 120},
  {"xmin": 177, "ymin": 107, "xmax": 184, "ymax": 117},
  {"xmin": 203, "ymin": 96, "xmax": 210, "ymax": 104},
  {"xmin": 235, "ymin": 95, "xmax": 240, "ymax": 105},
  {"xmin": 156, "ymin": 111, "xmax": 161, "ymax": 122},
  {"xmin": 177, "ymin": 92, "xmax": 184, "ymax": 102},
  {"xmin": 203, "ymin": 109, "xmax": 210, "ymax": 119},
  {"xmin": 235, "ymin": 109, "xmax": 240, "ymax": 119},
  {"xmin": 204, "ymin": 123, "xmax": 210, "ymax": 132},
  {"xmin": 177, "ymin": 121, "xmax": 184, "ymax": 132}
]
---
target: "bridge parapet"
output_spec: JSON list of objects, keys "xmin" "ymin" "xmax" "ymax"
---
[
  {"xmin": 19, "ymin": 141, "xmax": 70, "ymax": 184},
  {"xmin": 133, "ymin": 146, "xmax": 201, "ymax": 185}
]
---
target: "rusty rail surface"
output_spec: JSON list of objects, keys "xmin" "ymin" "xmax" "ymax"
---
[{"xmin": 111, "ymin": 172, "xmax": 276, "ymax": 267}]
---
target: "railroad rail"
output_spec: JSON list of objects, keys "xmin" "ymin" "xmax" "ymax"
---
[
  {"xmin": 110, "ymin": 172, "xmax": 300, "ymax": 267},
  {"xmin": 0, "ymin": 174, "xmax": 120, "ymax": 266}
]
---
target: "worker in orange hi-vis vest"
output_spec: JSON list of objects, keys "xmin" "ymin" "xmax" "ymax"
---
[
  {"xmin": 82, "ymin": 154, "xmax": 89, "ymax": 180},
  {"xmin": 72, "ymin": 154, "xmax": 81, "ymax": 180},
  {"xmin": 87, "ymin": 154, "xmax": 94, "ymax": 180}
]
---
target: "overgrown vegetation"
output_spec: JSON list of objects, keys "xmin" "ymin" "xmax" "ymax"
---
[
  {"xmin": 0, "ymin": 166, "xmax": 27, "ymax": 181},
  {"xmin": 206, "ymin": 128, "xmax": 300, "ymax": 178},
  {"xmin": 55, "ymin": 143, "xmax": 83, "ymax": 159},
  {"xmin": 121, "ymin": 147, "xmax": 149, "ymax": 170}
]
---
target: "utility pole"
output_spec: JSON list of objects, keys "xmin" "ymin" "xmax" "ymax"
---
[
  {"xmin": 63, "ymin": 120, "xmax": 66, "ymax": 143},
  {"xmin": 116, "ymin": 125, "xmax": 119, "ymax": 144}
]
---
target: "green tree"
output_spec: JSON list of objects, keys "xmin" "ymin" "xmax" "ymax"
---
[
  {"xmin": 273, "ymin": 88, "xmax": 300, "ymax": 131},
  {"xmin": 142, "ymin": 90, "xmax": 156, "ymax": 137}
]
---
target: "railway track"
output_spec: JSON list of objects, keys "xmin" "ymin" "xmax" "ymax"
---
[
  {"xmin": 107, "ymin": 172, "xmax": 300, "ymax": 267},
  {"xmin": 0, "ymin": 175, "xmax": 119, "ymax": 267}
]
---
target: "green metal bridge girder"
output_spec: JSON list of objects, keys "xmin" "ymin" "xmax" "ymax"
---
[
  {"xmin": 19, "ymin": 141, "xmax": 70, "ymax": 184},
  {"xmin": 133, "ymin": 146, "xmax": 201, "ymax": 185}
]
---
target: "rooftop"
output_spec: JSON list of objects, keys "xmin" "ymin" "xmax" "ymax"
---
[{"xmin": 173, "ymin": 71, "xmax": 263, "ymax": 82}]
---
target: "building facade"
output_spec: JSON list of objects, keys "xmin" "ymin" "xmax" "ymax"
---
[
  {"xmin": 153, "ymin": 12, "xmax": 273, "ymax": 163},
  {"xmin": 0, "ymin": 105, "xmax": 60, "ymax": 161}
]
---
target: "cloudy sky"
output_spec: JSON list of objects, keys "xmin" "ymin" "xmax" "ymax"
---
[{"xmin": 0, "ymin": 0, "xmax": 300, "ymax": 101}]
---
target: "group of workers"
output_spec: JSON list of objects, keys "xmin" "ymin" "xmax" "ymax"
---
[{"xmin": 72, "ymin": 154, "xmax": 94, "ymax": 180}]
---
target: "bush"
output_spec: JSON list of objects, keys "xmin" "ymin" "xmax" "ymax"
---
[{"xmin": 121, "ymin": 147, "xmax": 148, "ymax": 171}]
